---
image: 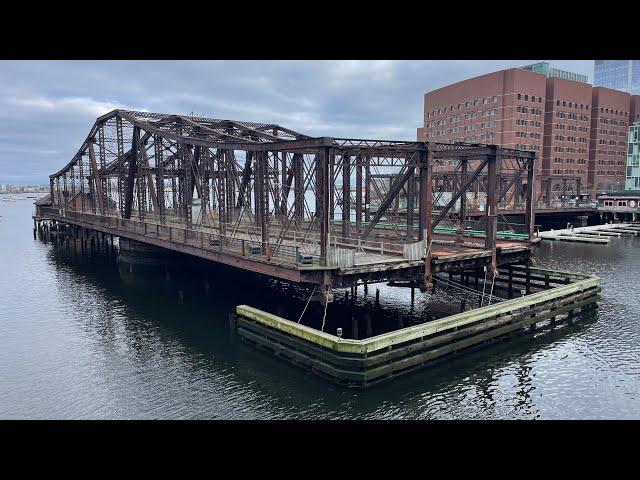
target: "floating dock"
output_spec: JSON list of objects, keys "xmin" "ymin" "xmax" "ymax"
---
[
  {"xmin": 538, "ymin": 223, "xmax": 639, "ymax": 244},
  {"xmin": 234, "ymin": 266, "xmax": 600, "ymax": 388}
]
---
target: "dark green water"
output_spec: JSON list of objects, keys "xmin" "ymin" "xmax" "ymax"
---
[{"xmin": 2, "ymin": 198, "xmax": 639, "ymax": 419}]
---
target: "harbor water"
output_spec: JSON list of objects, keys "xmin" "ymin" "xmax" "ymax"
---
[{"xmin": 1, "ymin": 197, "xmax": 639, "ymax": 419}]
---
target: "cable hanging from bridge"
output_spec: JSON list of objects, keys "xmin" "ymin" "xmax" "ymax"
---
[
  {"xmin": 487, "ymin": 270, "xmax": 497, "ymax": 306},
  {"xmin": 320, "ymin": 294, "xmax": 329, "ymax": 333},
  {"xmin": 434, "ymin": 274, "xmax": 506, "ymax": 302},
  {"xmin": 480, "ymin": 266, "xmax": 488, "ymax": 307},
  {"xmin": 297, "ymin": 285, "xmax": 317, "ymax": 324}
]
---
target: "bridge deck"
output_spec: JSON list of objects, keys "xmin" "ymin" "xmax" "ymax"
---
[{"xmin": 37, "ymin": 207, "xmax": 534, "ymax": 288}]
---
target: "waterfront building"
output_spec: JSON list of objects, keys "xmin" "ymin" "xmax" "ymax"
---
[
  {"xmin": 594, "ymin": 60, "xmax": 640, "ymax": 96},
  {"xmin": 588, "ymin": 87, "xmax": 631, "ymax": 193},
  {"xmin": 419, "ymin": 63, "xmax": 640, "ymax": 199},
  {"xmin": 626, "ymin": 123, "xmax": 640, "ymax": 190},
  {"xmin": 417, "ymin": 68, "xmax": 546, "ymax": 201},
  {"xmin": 542, "ymin": 76, "xmax": 592, "ymax": 200},
  {"xmin": 597, "ymin": 190, "xmax": 640, "ymax": 222}
]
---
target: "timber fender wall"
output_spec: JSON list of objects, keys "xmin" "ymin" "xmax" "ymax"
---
[{"xmin": 235, "ymin": 267, "xmax": 601, "ymax": 388}]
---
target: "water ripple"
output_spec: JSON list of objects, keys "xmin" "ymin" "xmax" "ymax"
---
[{"xmin": 2, "ymin": 200, "xmax": 640, "ymax": 418}]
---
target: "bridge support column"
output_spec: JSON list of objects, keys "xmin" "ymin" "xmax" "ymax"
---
[
  {"xmin": 485, "ymin": 148, "xmax": 498, "ymax": 275},
  {"xmin": 524, "ymin": 154, "xmax": 535, "ymax": 240},
  {"xmin": 364, "ymin": 156, "xmax": 371, "ymax": 223},
  {"xmin": 456, "ymin": 159, "xmax": 468, "ymax": 245},
  {"xmin": 418, "ymin": 147, "xmax": 433, "ymax": 291},
  {"xmin": 317, "ymin": 144, "xmax": 331, "ymax": 266}
]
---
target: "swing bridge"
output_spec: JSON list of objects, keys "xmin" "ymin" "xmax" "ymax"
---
[{"xmin": 35, "ymin": 109, "xmax": 539, "ymax": 304}]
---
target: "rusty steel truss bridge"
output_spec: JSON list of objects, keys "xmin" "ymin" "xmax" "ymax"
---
[{"xmin": 37, "ymin": 109, "xmax": 539, "ymax": 303}]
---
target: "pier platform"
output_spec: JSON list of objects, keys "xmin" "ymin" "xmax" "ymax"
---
[{"xmin": 234, "ymin": 266, "xmax": 600, "ymax": 387}]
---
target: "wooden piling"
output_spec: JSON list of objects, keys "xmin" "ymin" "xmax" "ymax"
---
[{"xmin": 506, "ymin": 266, "xmax": 512, "ymax": 295}]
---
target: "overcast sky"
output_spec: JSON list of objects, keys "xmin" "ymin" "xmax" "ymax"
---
[{"xmin": 0, "ymin": 60, "xmax": 594, "ymax": 184}]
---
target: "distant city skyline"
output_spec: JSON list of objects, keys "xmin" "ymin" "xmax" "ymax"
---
[
  {"xmin": 0, "ymin": 60, "xmax": 595, "ymax": 184},
  {"xmin": 0, "ymin": 183, "xmax": 49, "ymax": 194}
]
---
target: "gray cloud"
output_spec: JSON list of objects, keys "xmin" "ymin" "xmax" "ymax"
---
[{"xmin": 0, "ymin": 60, "xmax": 593, "ymax": 183}]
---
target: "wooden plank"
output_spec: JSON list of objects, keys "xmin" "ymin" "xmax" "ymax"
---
[
  {"xmin": 236, "ymin": 274, "xmax": 600, "ymax": 355},
  {"xmin": 239, "ymin": 290, "xmax": 599, "ymax": 386}
]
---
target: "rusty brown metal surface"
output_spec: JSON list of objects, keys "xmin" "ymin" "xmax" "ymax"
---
[{"xmin": 44, "ymin": 109, "xmax": 538, "ymax": 293}]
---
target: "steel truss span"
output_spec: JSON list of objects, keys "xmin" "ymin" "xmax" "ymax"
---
[{"xmin": 43, "ymin": 109, "xmax": 538, "ymax": 303}]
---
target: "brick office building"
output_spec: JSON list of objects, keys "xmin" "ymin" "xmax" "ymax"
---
[
  {"xmin": 418, "ymin": 68, "xmax": 545, "ymax": 160},
  {"xmin": 588, "ymin": 87, "xmax": 632, "ymax": 193},
  {"xmin": 418, "ymin": 65, "xmax": 640, "ymax": 199},
  {"xmin": 542, "ymin": 76, "xmax": 592, "ymax": 200},
  {"xmin": 417, "ymin": 68, "xmax": 546, "ymax": 205}
]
